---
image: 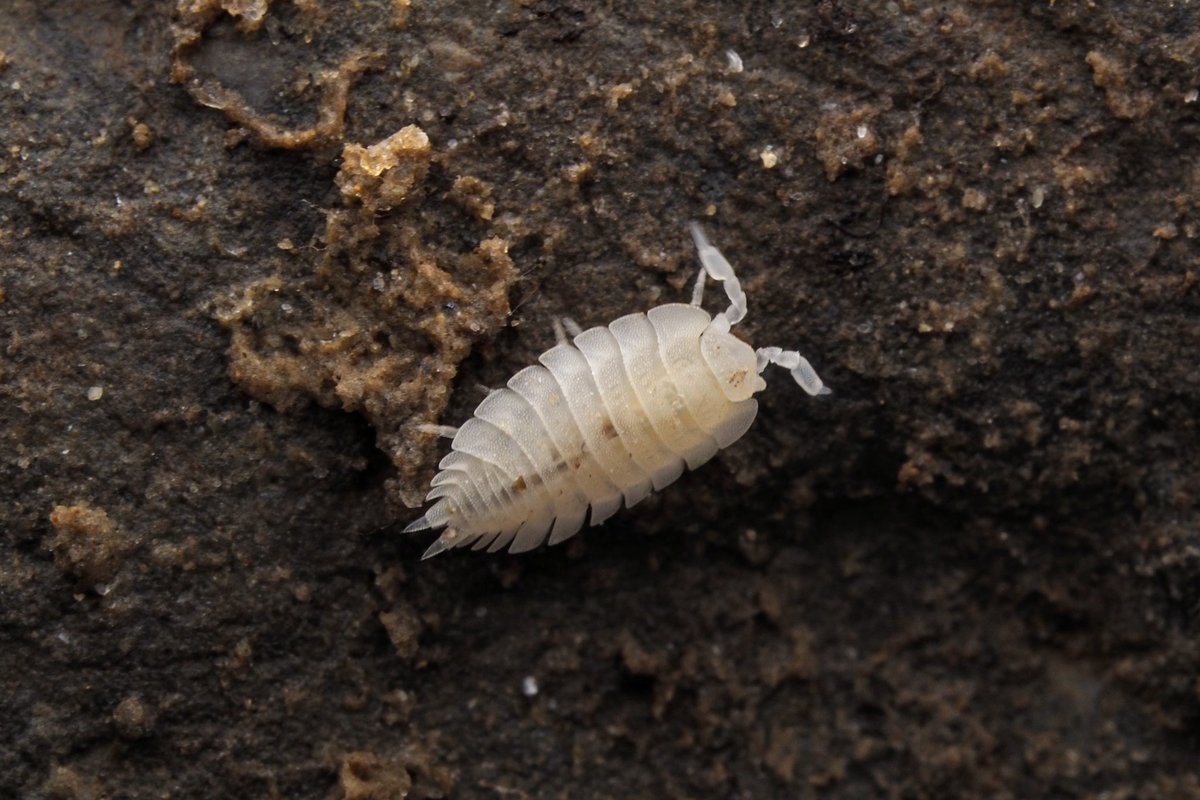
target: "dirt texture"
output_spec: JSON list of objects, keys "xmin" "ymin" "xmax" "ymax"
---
[{"xmin": 2, "ymin": 1, "xmax": 1199, "ymax": 798}]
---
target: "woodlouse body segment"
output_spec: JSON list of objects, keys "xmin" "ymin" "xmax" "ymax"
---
[{"xmin": 405, "ymin": 225, "xmax": 830, "ymax": 558}]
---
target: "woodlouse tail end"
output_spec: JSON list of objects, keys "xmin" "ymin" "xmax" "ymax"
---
[
  {"xmin": 403, "ymin": 514, "xmax": 432, "ymax": 534},
  {"xmin": 421, "ymin": 534, "xmax": 452, "ymax": 559}
]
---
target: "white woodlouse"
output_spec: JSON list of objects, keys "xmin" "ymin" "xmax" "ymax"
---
[{"xmin": 405, "ymin": 224, "xmax": 830, "ymax": 558}]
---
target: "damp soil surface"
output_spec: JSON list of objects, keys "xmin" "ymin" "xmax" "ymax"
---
[{"xmin": 3, "ymin": 1, "xmax": 1199, "ymax": 798}]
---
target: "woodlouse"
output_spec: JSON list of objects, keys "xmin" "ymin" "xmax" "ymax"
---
[{"xmin": 405, "ymin": 224, "xmax": 830, "ymax": 558}]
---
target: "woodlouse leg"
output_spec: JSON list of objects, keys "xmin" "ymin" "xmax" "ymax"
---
[
  {"xmin": 553, "ymin": 317, "xmax": 583, "ymax": 346},
  {"xmin": 756, "ymin": 346, "xmax": 832, "ymax": 397},
  {"xmin": 416, "ymin": 423, "xmax": 460, "ymax": 438},
  {"xmin": 689, "ymin": 265, "xmax": 706, "ymax": 306},
  {"xmin": 689, "ymin": 223, "xmax": 748, "ymax": 326}
]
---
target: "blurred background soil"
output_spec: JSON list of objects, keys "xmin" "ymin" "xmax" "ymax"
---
[{"xmin": 2, "ymin": 1, "xmax": 1199, "ymax": 797}]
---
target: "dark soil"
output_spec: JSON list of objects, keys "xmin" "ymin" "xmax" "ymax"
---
[{"xmin": 3, "ymin": 1, "xmax": 1198, "ymax": 798}]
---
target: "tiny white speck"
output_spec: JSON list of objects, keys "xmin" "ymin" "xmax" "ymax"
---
[
  {"xmin": 521, "ymin": 675, "xmax": 538, "ymax": 697},
  {"xmin": 1185, "ymin": 89, "xmax": 1198, "ymax": 104},
  {"xmin": 797, "ymin": 34, "xmax": 811, "ymax": 48},
  {"xmin": 725, "ymin": 49, "xmax": 743, "ymax": 73},
  {"xmin": 1031, "ymin": 187, "xmax": 1045, "ymax": 209},
  {"xmin": 856, "ymin": 124, "xmax": 869, "ymax": 139},
  {"xmin": 87, "ymin": 386, "xmax": 104, "ymax": 401}
]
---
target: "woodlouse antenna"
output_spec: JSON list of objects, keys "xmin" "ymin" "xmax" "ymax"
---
[
  {"xmin": 756, "ymin": 346, "xmax": 831, "ymax": 397},
  {"xmin": 689, "ymin": 222, "xmax": 747, "ymax": 326}
]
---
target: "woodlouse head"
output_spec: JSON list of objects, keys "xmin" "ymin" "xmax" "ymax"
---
[{"xmin": 700, "ymin": 320, "xmax": 766, "ymax": 402}]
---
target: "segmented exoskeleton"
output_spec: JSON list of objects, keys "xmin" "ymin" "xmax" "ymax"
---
[{"xmin": 405, "ymin": 225, "xmax": 829, "ymax": 558}]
